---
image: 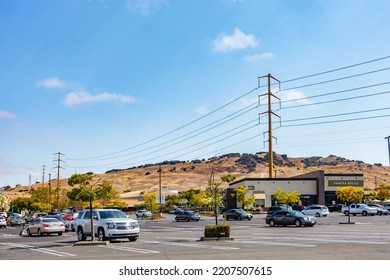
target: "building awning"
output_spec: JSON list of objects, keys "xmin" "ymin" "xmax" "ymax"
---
[{"xmin": 254, "ymin": 193, "xmax": 266, "ymax": 199}]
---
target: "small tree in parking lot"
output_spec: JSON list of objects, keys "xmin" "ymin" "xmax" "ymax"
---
[
  {"xmin": 272, "ymin": 188, "xmax": 301, "ymax": 205},
  {"xmin": 336, "ymin": 186, "xmax": 364, "ymax": 224}
]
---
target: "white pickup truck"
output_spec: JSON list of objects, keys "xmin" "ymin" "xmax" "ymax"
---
[{"xmin": 341, "ymin": 204, "xmax": 377, "ymax": 216}]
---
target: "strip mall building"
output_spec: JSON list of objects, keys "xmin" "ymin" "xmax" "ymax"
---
[{"xmin": 226, "ymin": 171, "xmax": 364, "ymax": 209}]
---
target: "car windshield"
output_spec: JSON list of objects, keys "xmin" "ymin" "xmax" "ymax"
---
[
  {"xmin": 184, "ymin": 211, "xmax": 195, "ymax": 214},
  {"xmin": 236, "ymin": 209, "xmax": 246, "ymax": 213},
  {"xmin": 99, "ymin": 210, "xmax": 127, "ymax": 219}
]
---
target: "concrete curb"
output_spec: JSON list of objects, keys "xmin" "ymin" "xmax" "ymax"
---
[
  {"xmin": 199, "ymin": 237, "xmax": 234, "ymax": 241},
  {"xmin": 72, "ymin": 241, "xmax": 108, "ymax": 247}
]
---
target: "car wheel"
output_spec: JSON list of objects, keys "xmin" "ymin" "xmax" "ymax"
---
[
  {"xmin": 128, "ymin": 237, "xmax": 137, "ymax": 242},
  {"xmin": 344, "ymin": 211, "xmax": 349, "ymax": 216},
  {"xmin": 315, "ymin": 213, "xmax": 320, "ymax": 217},
  {"xmin": 98, "ymin": 228, "xmax": 106, "ymax": 241},
  {"xmin": 294, "ymin": 219, "xmax": 302, "ymax": 227},
  {"xmin": 175, "ymin": 217, "xmax": 179, "ymax": 222},
  {"xmin": 378, "ymin": 212, "xmax": 382, "ymax": 216},
  {"xmin": 58, "ymin": 232, "xmax": 62, "ymax": 236},
  {"xmin": 186, "ymin": 217, "xmax": 189, "ymax": 222},
  {"xmin": 238, "ymin": 216, "xmax": 242, "ymax": 220},
  {"xmin": 362, "ymin": 211, "xmax": 368, "ymax": 216},
  {"xmin": 77, "ymin": 227, "xmax": 86, "ymax": 241},
  {"xmin": 247, "ymin": 217, "xmax": 252, "ymax": 220},
  {"xmin": 38, "ymin": 229, "xmax": 43, "ymax": 236},
  {"xmin": 269, "ymin": 220, "xmax": 276, "ymax": 227},
  {"xmin": 27, "ymin": 229, "xmax": 31, "ymax": 237}
]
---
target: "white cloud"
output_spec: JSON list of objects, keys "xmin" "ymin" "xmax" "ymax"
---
[
  {"xmin": 244, "ymin": 52, "xmax": 274, "ymax": 62},
  {"xmin": 64, "ymin": 91, "xmax": 136, "ymax": 106},
  {"xmin": 194, "ymin": 105, "xmax": 208, "ymax": 115},
  {"xmin": 279, "ymin": 89, "xmax": 313, "ymax": 106},
  {"xmin": 212, "ymin": 28, "xmax": 259, "ymax": 53},
  {"xmin": 0, "ymin": 109, "xmax": 15, "ymax": 120},
  {"xmin": 126, "ymin": 0, "xmax": 166, "ymax": 16},
  {"xmin": 37, "ymin": 77, "xmax": 67, "ymax": 89}
]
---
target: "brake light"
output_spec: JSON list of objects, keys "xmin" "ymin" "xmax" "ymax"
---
[{"xmin": 43, "ymin": 224, "xmax": 49, "ymax": 227}]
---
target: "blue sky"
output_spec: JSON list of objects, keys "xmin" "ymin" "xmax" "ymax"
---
[{"xmin": 1, "ymin": 0, "xmax": 390, "ymax": 187}]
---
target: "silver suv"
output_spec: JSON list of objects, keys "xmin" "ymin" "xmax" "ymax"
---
[{"xmin": 76, "ymin": 209, "xmax": 139, "ymax": 242}]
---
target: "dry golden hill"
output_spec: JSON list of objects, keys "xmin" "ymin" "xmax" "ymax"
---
[
  {"xmin": 3, "ymin": 153, "xmax": 389, "ymax": 202},
  {"xmin": 0, "ymin": 153, "xmax": 390, "ymax": 204}
]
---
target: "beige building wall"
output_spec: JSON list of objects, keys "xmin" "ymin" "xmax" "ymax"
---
[{"xmin": 229, "ymin": 179, "xmax": 317, "ymax": 208}]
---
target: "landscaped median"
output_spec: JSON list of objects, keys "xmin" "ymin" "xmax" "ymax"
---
[{"xmin": 199, "ymin": 224, "xmax": 234, "ymax": 241}]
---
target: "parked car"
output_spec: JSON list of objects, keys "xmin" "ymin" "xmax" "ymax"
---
[
  {"xmin": 47, "ymin": 215, "xmax": 70, "ymax": 231},
  {"xmin": 265, "ymin": 210, "xmax": 317, "ymax": 227},
  {"xmin": 291, "ymin": 204, "xmax": 304, "ymax": 211},
  {"xmin": 6, "ymin": 215, "xmax": 25, "ymax": 226},
  {"xmin": 327, "ymin": 204, "xmax": 344, "ymax": 212},
  {"xmin": 384, "ymin": 204, "xmax": 390, "ymax": 211},
  {"xmin": 26, "ymin": 212, "xmax": 48, "ymax": 223},
  {"xmin": 26, "ymin": 217, "xmax": 65, "ymax": 236},
  {"xmin": 367, "ymin": 204, "xmax": 389, "ymax": 215},
  {"xmin": 76, "ymin": 209, "xmax": 139, "ymax": 242},
  {"xmin": 341, "ymin": 204, "xmax": 377, "ymax": 216},
  {"xmin": 301, "ymin": 205, "xmax": 329, "ymax": 217},
  {"xmin": 223, "ymin": 209, "xmax": 253, "ymax": 220},
  {"xmin": 0, "ymin": 212, "xmax": 7, "ymax": 218},
  {"xmin": 267, "ymin": 204, "xmax": 292, "ymax": 215},
  {"xmin": 175, "ymin": 210, "xmax": 201, "ymax": 222},
  {"xmin": 169, "ymin": 208, "xmax": 183, "ymax": 214},
  {"xmin": 135, "ymin": 210, "xmax": 152, "ymax": 218},
  {"xmin": 0, "ymin": 216, "xmax": 6, "ymax": 228}
]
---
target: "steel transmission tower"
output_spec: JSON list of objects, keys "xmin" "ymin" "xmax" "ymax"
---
[{"xmin": 258, "ymin": 74, "xmax": 281, "ymax": 178}]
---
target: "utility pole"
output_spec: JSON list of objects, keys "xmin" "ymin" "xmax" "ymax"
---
[
  {"xmin": 48, "ymin": 173, "xmax": 52, "ymax": 212},
  {"xmin": 159, "ymin": 164, "xmax": 162, "ymax": 216},
  {"xmin": 41, "ymin": 165, "xmax": 46, "ymax": 188},
  {"xmin": 53, "ymin": 152, "xmax": 65, "ymax": 211},
  {"xmin": 258, "ymin": 74, "xmax": 281, "ymax": 178},
  {"xmin": 385, "ymin": 136, "xmax": 390, "ymax": 166}
]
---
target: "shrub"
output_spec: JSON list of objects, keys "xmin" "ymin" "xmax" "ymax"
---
[{"xmin": 204, "ymin": 224, "xmax": 230, "ymax": 238}]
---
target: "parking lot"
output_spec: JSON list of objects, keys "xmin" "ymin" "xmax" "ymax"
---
[{"xmin": 1, "ymin": 212, "xmax": 390, "ymax": 260}]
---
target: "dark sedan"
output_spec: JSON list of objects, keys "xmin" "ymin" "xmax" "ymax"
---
[
  {"xmin": 265, "ymin": 210, "xmax": 316, "ymax": 227},
  {"xmin": 223, "ymin": 209, "xmax": 253, "ymax": 220},
  {"xmin": 6, "ymin": 215, "xmax": 25, "ymax": 226},
  {"xmin": 327, "ymin": 204, "xmax": 343, "ymax": 212},
  {"xmin": 175, "ymin": 210, "xmax": 201, "ymax": 222}
]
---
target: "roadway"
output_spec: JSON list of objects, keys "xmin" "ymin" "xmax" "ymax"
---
[{"xmin": 1, "ymin": 212, "xmax": 390, "ymax": 260}]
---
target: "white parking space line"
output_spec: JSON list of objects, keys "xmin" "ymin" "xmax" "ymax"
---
[
  {"xmin": 100, "ymin": 245, "xmax": 160, "ymax": 254},
  {"xmin": 229, "ymin": 239, "xmax": 316, "ymax": 247},
  {"xmin": 1, "ymin": 242, "xmax": 76, "ymax": 257},
  {"xmin": 142, "ymin": 240, "xmax": 240, "ymax": 250}
]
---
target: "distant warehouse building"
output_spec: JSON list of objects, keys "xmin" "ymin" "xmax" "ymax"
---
[{"xmin": 226, "ymin": 171, "xmax": 364, "ymax": 209}]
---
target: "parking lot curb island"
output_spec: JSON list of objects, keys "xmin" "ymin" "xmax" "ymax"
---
[
  {"xmin": 199, "ymin": 237, "xmax": 234, "ymax": 241},
  {"xmin": 73, "ymin": 241, "xmax": 108, "ymax": 246}
]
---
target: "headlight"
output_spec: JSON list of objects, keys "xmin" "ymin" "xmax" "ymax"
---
[
  {"xmin": 106, "ymin": 222, "xmax": 115, "ymax": 229},
  {"xmin": 130, "ymin": 222, "xmax": 139, "ymax": 229}
]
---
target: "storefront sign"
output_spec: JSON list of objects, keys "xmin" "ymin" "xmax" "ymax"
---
[{"xmin": 328, "ymin": 180, "xmax": 364, "ymax": 187}]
